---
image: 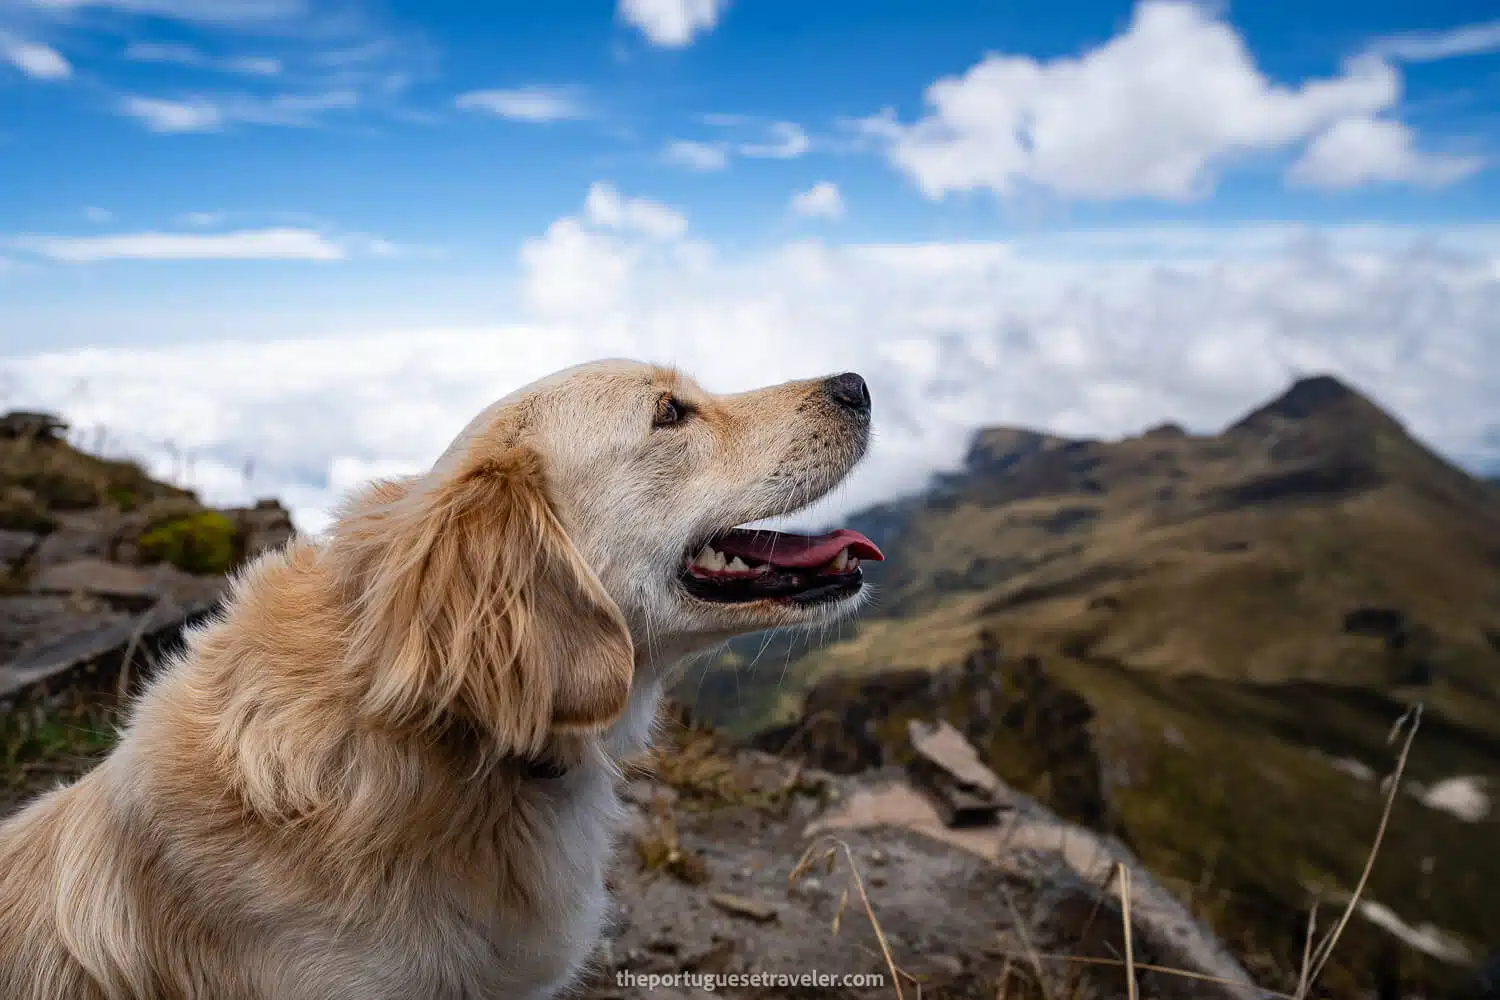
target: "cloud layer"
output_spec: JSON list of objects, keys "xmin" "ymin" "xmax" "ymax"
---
[
  {"xmin": 862, "ymin": 0, "xmax": 1481, "ymax": 201},
  {"xmin": 4, "ymin": 190, "xmax": 1496, "ymax": 537},
  {"xmin": 26, "ymin": 227, "xmax": 345, "ymax": 260},
  {"xmin": 1366, "ymin": 18, "xmax": 1500, "ymax": 63},
  {"xmin": 124, "ymin": 41, "xmax": 281, "ymax": 76},
  {"xmin": 118, "ymin": 90, "xmax": 358, "ymax": 132},
  {"xmin": 8, "ymin": 0, "xmax": 432, "ymax": 132}
]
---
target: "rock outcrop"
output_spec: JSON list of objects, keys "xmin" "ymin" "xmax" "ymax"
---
[
  {"xmin": 0, "ymin": 411, "xmax": 297, "ymax": 804},
  {"xmin": 751, "ymin": 632, "xmax": 1117, "ymax": 832},
  {"xmin": 582, "ymin": 717, "xmax": 1260, "ymax": 999}
]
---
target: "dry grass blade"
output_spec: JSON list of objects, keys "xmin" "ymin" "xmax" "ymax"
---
[
  {"xmin": 1294, "ymin": 897, "xmax": 1318, "ymax": 1000},
  {"xmin": 998, "ymin": 884, "xmax": 1055, "ymax": 1000},
  {"xmin": 1300, "ymin": 703, "xmax": 1422, "ymax": 997},
  {"xmin": 996, "ymin": 952, "xmax": 1292, "ymax": 1000},
  {"xmin": 851, "ymin": 942, "xmax": 925, "ymax": 999},
  {"xmin": 1062, "ymin": 862, "xmax": 1118, "ymax": 1000},
  {"xmin": 115, "ymin": 601, "xmax": 160, "ymax": 704},
  {"xmin": 792, "ymin": 836, "xmax": 907, "ymax": 1000},
  {"xmin": 1117, "ymin": 863, "xmax": 1138, "ymax": 1000},
  {"xmin": 996, "ymin": 958, "xmax": 1012, "ymax": 999}
]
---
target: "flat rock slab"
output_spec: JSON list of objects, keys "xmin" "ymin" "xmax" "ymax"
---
[
  {"xmin": 0, "ymin": 595, "xmax": 220, "ymax": 702},
  {"xmin": 811, "ymin": 777, "xmax": 1263, "ymax": 1000},
  {"xmin": 906, "ymin": 718, "xmax": 1010, "ymax": 827},
  {"xmin": 0, "ymin": 529, "xmax": 39, "ymax": 568},
  {"xmin": 31, "ymin": 511, "xmax": 122, "ymax": 570},
  {"xmin": 32, "ymin": 559, "xmax": 160, "ymax": 603},
  {"xmin": 30, "ymin": 560, "xmax": 226, "ymax": 611},
  {"xmin": 0, "ymin": 595, "xmax": 127, "ymax": 665},
  {"xmin": 708, "ymin": 893, "xmax": 779, "ymax": 924},
  {"xmin": 908, "ymin": 719, "xmax": 1002, "ymax": 796}
]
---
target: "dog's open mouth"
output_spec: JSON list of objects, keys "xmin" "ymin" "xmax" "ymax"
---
[{"xmin": 679, "ymin": 528, "xmax": 885, "ymax": 605}]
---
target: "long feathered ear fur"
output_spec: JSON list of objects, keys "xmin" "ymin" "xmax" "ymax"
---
[{"xmin": 330, "ymin": 441, "xmax": 634, "ymax": 756}]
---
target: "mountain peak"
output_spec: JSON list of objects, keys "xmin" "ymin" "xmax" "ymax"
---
[
  {"xmin": 1228, "ymin": 373, "xmax": 1395, "ymax": 436},
  {"xmin": 1264, "ymin": 374, "xmax": 1360, "ymax": 417},
  {"xmin": 964, "ymin": 426, "xmax": 1075, "ymax": 476}
]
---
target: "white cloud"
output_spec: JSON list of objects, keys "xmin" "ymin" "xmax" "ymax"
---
[
  {"xmin": 582, "ymin": 182, "xmax": 688, "ymax": 239},
  {"xmin": 454, "ymin": 85, "xmax": 588, "ymax": 123},
  {"xmin": 739, "ymin": 121, "xmax": 810, "ymax": 159},
  {"xmin": 120, "ymin": 96, "xmax": 223, "ymax": 133},
  {"xmin": 663, "ymin": 139, "xmax": 729, "ymax": 171},
  {"xmin": 698, "ymin": 112, "xmax": 751, "ymax": 128},
  {"xmin": 516, "ymin": 186, "xmax": 693, "ymax": 319},
  {"xmin": 5, "ymin": 199, "xmax": 1497, "ymax": 539},
  {"xmin": 83, "ymin": 206, "xmax": 113, "ymax": 224},
  {"xmin": 519, "ymin": 220, "xmax": 638, "ymax": 320},
  {"xmin": 28, "ymin": 0, "xmax": 420, "ymax": 129},
  {"xmin": 179, "ymin": 211, "xmax": 226, "ymax": 227},
  {"xmin": 30, "ymin": 227, "xmax": 345, "ymax": 261},
  {"xmin": 125, "ymin": 42, "xmax": 281, "ymax": 76},
  {"xmin": 664, "ymin": 120, "xmax": 811, "ymax": 170},
  {"xmin": 1289, "ymin": 117, "xmax": 1483, "ymax": 189},
  {"xmin": 27, "ymin": 0, "xmax": 306, "ymax": 23},
  {"xmin": 617, "ymin": 0, "xmax": 726, "ymax": 48},
  {"xmin": 1366, "ymin": 19, "xmax": 1500, "ymax": 62},
  {"xmin": 790, "ymin": 181, "xmax": 845, "ymax": 220},
  {"xmin": 1, "ymin": 36, "xmax": 71, "ymax": 80},
  {"xmin": 119, "ymin": 90, "xmax": 357, "ymax": 132},
  {"xmin": 225, "ymin": 55, "xmax": 280, "ymax": 76},
  {"xmin": 862, "ymin": 0, "xmax": 1459, "ymax": 201}
]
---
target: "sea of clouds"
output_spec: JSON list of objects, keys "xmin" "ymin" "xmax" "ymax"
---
[{"xmin": 4, "ymin": 186, "xmax": 1498, "ymax": 535}]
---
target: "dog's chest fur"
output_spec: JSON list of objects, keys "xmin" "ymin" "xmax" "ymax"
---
[
  {"xmin": 114, "ymin": 675, "xmax": 666, "ymax": 1000},
  {"xmin": 297, "ymin": 768, "xmax": 623, "ymax": 1000}
]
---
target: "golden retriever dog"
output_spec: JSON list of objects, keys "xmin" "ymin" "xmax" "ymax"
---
[{"xmin": 0, "ymin": 359, "xmax": 882, "ymax": 999}]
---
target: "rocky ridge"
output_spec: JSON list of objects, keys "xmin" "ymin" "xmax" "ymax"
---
[
  {"xmin": 0, "ymin": 413, "xmax": 293, "ymax": 807},
  {"xmin": 580, "ymin": 711, "xmax": 1263, "ymax": 1000}
]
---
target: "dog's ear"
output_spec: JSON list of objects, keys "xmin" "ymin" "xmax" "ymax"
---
[{"xmin": 334, "ymin": 443, "xmax": 634, "ymax": 755}]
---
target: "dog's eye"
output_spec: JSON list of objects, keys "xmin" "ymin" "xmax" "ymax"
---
[{"xmin": 652, "ymin": 395, "xmax": 687, "ymax": 428}]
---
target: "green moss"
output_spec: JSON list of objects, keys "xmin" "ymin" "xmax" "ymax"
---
[
  {"xmin": 104, "ymin": 485, "xmax": 142, "ymax": 512},
  {"xmin": 138, "ymin": 511, "xmax": 237, "ymax": 574}
]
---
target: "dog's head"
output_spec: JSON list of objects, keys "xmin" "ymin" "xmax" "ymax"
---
[{"xmin": 329, "ymin": 359, "xmax": 879, "ymax": 753}]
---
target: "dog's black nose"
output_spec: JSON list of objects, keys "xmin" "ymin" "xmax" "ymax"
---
[{"xmin": 824, "ymin": 372, "xmax": 871, "ymax": 414}]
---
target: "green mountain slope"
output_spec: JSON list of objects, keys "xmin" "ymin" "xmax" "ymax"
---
[{"xmin": 678, "ymin": 375, "xmax": 1500, "ymax": 998}]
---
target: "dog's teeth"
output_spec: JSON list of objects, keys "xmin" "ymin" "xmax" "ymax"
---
[
  {"xmin": 691, "ymin": 545, "xmax": 770, "ymax": 576},
  {"xmin": 848, "ymin": 555, "xmax": 860, "ymax": 570},
  {"xmin": 832, "ymin": 548, "xmax": 851, "ymax": 572}
]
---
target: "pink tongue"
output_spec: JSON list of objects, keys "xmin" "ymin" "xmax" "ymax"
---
[{"xmin": 714, "ymin": 528, "xmax": 884, "ymax": 569}]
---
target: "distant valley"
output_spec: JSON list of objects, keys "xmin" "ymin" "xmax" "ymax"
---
[{"xmin": 680, "ymin": 375, "xmax": 1500, "ymax": 998}]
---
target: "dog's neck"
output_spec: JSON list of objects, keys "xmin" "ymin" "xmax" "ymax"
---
[
  {"xmin": 505, "ymin": 638, "xmax": 705, "ymax": 775},
  {"xmin": 601, "ymin": 655, "xmax": 671, "ymax": 762}
]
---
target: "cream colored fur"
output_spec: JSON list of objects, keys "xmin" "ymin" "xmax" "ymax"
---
[{"xmin": 0, "ymin": 360, "xmax": 872, "ymax": 1000}]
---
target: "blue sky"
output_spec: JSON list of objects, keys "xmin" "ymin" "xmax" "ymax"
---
[{"xmin": 1, "ymin": 0, "xmax": 1498, "ymax": 528}]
